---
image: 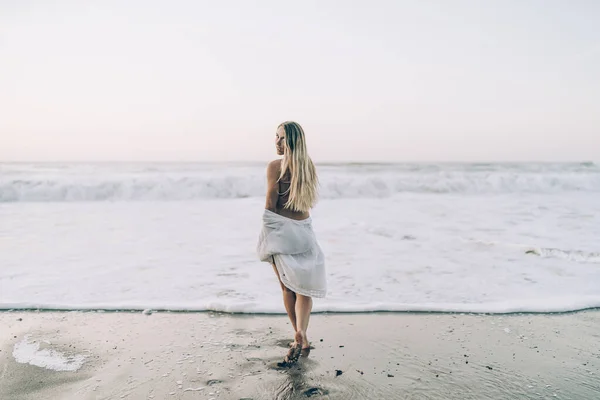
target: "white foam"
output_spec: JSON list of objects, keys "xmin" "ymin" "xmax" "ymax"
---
[
  {"xmin": 12, "ymin": 335, "xmax": 86, "ymax": 372},
  {"xmin": 1, "ymin": 190, "xmax": 599, "ymax": 314},
  {"xmin": 4, "ymin": 296, "xmax": 600, "ymax": 314},
  {"xmin": 461, "ymin": 239, "xmax": 600, "ymax": 264},
  {"xmin": 1, "ymin": 162, "xmax": 599, "ymax": 202}
]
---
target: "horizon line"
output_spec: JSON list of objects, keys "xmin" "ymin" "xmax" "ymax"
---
[{"xmin": 1, "ymin": 159, "xmax": 596, "ymax": 165}]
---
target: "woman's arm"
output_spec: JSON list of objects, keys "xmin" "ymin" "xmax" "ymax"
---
[{"xmin": 265, "ymin": 160, "xmax": 280, "ymax": 212}]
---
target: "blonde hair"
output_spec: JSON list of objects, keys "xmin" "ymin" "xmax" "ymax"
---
[{"xmin": 278, "ymin": 121, "xmax": 319, "ymax": 212}]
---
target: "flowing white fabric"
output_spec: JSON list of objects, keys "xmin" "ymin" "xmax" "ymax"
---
[{"xmin": 257, "ymin": 209, "xmax": 327, "ymax": 298}]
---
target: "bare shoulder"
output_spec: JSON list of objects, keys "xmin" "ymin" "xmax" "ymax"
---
[{"xmin": 266, "ymin": 159, "xmax": 282, "ymax": 175}]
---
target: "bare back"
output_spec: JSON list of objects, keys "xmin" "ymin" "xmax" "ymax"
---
[{"xmin": 265, "ymin": 160, "xmax": 310, "ymax": 221}]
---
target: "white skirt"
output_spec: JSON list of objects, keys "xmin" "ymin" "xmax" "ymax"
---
[{"xmin": 257, "ymin": 210, "xmax": 327, "ymax": 298}]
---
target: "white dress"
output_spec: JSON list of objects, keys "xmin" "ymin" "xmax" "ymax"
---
[{"xmin": 257, "ymin": 209, "xmax": 327, "ymax": 298}]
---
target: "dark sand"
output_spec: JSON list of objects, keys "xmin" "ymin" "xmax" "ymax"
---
[{"xmin": 1, "ymin": 310, "xmax": 599, "ymax": 399}]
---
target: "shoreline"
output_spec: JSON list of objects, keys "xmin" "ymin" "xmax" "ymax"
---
[
  {"xmin": 2, "ymin": 310, "xmax": 599, "ymax": 399},
  {"xmin": 2, "ymin": 306, "xmax": 600, "ymax": 315}
]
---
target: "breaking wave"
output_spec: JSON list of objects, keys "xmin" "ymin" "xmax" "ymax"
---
[{"xmin": 1, "ymin": 162, "xmax": 599, "ymax": 202}]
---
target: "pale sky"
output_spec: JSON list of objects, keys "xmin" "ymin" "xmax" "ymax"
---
[{"xmin": 1, "ymin": 0, "xmax": 599, "ymax": 162}]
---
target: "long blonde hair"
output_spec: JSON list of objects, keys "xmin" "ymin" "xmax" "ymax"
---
[{"xmin": 278, "ymin": 121, "xmax": 319, "ymax": 212}]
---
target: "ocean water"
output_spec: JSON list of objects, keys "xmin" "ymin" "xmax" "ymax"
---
[{"xmin": 1, "ymin": 162, "xmax": 599, "ymax": 314}]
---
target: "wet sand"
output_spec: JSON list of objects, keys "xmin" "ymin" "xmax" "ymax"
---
[{"xmin": 1, "ymin": 310, "xmax": 599, "ymax": 400}]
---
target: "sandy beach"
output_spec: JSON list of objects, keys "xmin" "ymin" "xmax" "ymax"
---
[{"xmin": 1, "ymin": 310, "xmax": 598, "ymax": 400}]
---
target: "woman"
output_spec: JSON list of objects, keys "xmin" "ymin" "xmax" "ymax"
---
[{"xmin": 257, "ymin": 121, "xmax": 327, "ymax": 365}]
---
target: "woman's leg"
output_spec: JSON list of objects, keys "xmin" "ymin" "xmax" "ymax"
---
[
  {"xmin": 272, "ymin": 260, "xmax": 298, "ymax": 334},
  {"xmin": 294, "ymin": 294, "xmax": 313, "ymax": 349}
]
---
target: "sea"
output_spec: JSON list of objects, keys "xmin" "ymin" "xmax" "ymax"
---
[{"xmin": 1, "ymin": 162, "xmax": 599, "ymax": 314}]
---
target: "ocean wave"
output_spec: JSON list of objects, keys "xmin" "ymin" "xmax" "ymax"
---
[
  {"xmin": 2, "ymin": 171, "xmax": 600, "ymax": 202},
  {"xmin": 0, "ymin": 176, "xmax": 265, "ymax": 202}
]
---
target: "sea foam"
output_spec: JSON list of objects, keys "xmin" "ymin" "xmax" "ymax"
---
[
  {"xmin": 1, "ymin": 187, "xmax": 598, "ymax": 314},
  {"xmin": 1, "ymin": 162, "xmax": 599, "ymax": 202}
]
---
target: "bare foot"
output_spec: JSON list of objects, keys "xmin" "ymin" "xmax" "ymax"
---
[
  {"xmin": 296, "ymin": 331, "xmax": 311, "ymax": 357},
  {"xmin": 290, "ymin": 339, "xmax": 311, "ymax": 357},
  {"xmin": 295, "ymin": 330, "xmax": 310, "ymax": 350},
  {"xmin": 283, "ymin": 332, "xmax": 312, "ymax": 361},
  {"xmin": 278, "ymin": 342, "xmax": 301, "ymax": 367},
  {"xmin": 300, "ymin": 347, "xmax": 311, "ymax": 358}
]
